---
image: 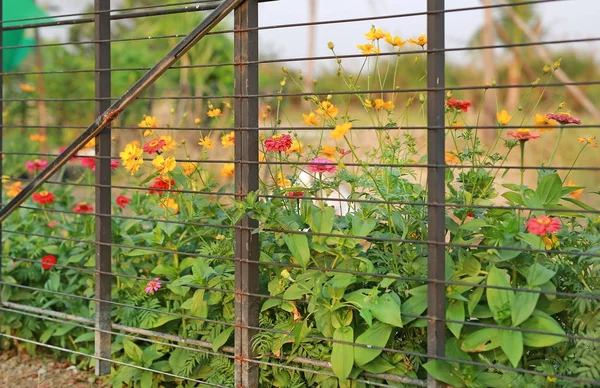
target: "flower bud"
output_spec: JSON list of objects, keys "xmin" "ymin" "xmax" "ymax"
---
[
  {"xmin": 446, "ymin": 91, "xmax": 453, "ymax": 99},
  {"xmin": 170, "ymin": 108, "xmax": 175, "ymax": 114},
  {"xmin": 327, "ymin": 94, "xmax": 332, "ymax": 100},
  {"xmin": 419, "ymin": 93, "xmax": 425, "ymax": 104},
  {"xmin": 327, "ymin": 41, "xmax": 334, "ymax": 50},
  {"xmin": 491, "ymin": 80, "xmax": 497, "ymax": 87},
  {"xmin": 181, "ymin": 139, "xmax": 186, "ymax": 144},
  {"xmin": 558, "ymin": 101, "xmax": 566, "ymax": 109},
  {"xmin": 224, "ymin": 102, "xmax": 232, "ymax": 109},
  {"xmin": 194, "ymin": 118, "xmax": 201, "ymax": 125},
  {"xmin": 280, "ymin": 79, "xmax": 286, "ymax": 87},
  {"xmin": 553, "ymin": 59, "xmax": 561, "ymax": 70},
  {"xmin": 281, "ymin": 66, "xmax": 288, "ymax": 73},
  {"xmin": 414, "ymin": 56, "xmax": 420, "ymax": 64},
  {"xmin": 531, "ymin": 78, "xmax": 540, "ymax": 86},
  {"xmin": 543, "ymin": 64, "xmax": 551, "ymax": 74},
  {"xmin": 406, "ymin": 97, "xmax": 414, "ymax": 107},
  {"xmin": 280, "ymin": 269, "xmax": 291, "ymax": 279},
  {"xmin": 313, "ymin": 79, "xmax": 317, "ymax": 85}
]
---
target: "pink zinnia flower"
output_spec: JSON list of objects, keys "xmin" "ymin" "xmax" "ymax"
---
[
  {"xmin": 145, "ymin": 278, "xmax": 162, "ymax": 294},
  {"xmin": 307, "ymin": 158, "xmax": 336, "ymax": 174},
  {"xmin": 507, "ymin": 128, "xmax": 541, "ymax": 142},
  {"xmin": 546, "ymin": 113, "xmax": 581, "ymax": 125},
  {"xmin": 25, "ymin": 159, "xmax": 48, "ymax": 172},
  {"xmin": 525, "ymin": 216, "xmax": 561, "ymax": 236},
  {"xmin": 110, "ymin": 160, "xmax": 120, "ymax": 170},
  {"xmin": 143, "ymin": 139, "xmax": 167, "ymax": 154}
]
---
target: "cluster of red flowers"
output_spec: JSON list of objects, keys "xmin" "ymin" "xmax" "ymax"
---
[
  {"xmin": 73, "ymin": 202, "xmax": 94, "ymax": 213},
  {"xmin": 116, "ymin": 195, "xmax": 130, "ymax": 209},
  {"xmin": 264, "ymin": 134, "xmax": 293, "ymax": 152},
  {"xmin": 149, "ymin": 177, "xmax": 175, "ymax": 195},
  {"xmin": 446, "ymin": 98, "xmax": 472, "ymax": 113}
]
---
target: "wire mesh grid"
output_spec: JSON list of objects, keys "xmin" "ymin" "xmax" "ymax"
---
[{"xmin": 0, "ymin": 0, "xmax": 599, "ymax": 387}]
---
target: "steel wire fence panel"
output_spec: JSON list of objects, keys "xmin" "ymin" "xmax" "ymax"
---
[{"xmin": 0, "ymin": 1, "xmax": 599, "ymax": 387}]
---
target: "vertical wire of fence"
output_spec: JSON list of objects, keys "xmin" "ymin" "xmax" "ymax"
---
[{"xmin": 0, "ymin": 1, "xmax": 599, "ymax": 387}]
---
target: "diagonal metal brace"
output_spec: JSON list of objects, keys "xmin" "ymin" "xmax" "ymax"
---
[{"xmin": 0, "ymin": 0, "xmax": 245, "ymax": 223}]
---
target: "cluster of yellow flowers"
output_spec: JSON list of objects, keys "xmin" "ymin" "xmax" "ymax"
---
[{"xmin": 355, "ymin": 27, "xmax": 426, "ymax": 54}]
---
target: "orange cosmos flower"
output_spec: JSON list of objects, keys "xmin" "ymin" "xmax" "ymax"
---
[
  {"xmin": 19, "ymin": 83, "xmax": 36, "ymax": 92},
  {"xmin": 535, "ymin": 113, "xmax": 558, "ymax": 131},
  {"xmin": 320, "ymin": 145, "xmax": 337, "ymax": 161},
  {"xmin": 567, "ymin": 180, "xmax": 584, "ymax": 200},
  {"xmin": 330, "ymin": 122, "xmax": 352, "ymax": 139},
  {"xmin": 207, "ymin": 108, "xmax": 222, "ymax": 118},
  {"xmin": 317, "ymin": 101, "xmax": 338, "ymax": 118},
  {"xmin": 577, "ymin": 136, "xmax": 598, "ymax": 148},
  {"xmin": 302, "ymin": 112, "xmax": 320, "ymax": 126},
  {"xmin": 221, "ymin": 132, "xmax": 235, "ymax": 148},
  {"xmin": 365, "ymin": 27, "xmax": 387, "ymax": 41},
  {"xmin": 221, "ymin": 163, "xmax": 235, "ymax": 178},
  {"xmin": 408, "ymin": 34, "xmax": 427, "ymax": 47},
  {"xmin": 356, "ymin": 43, "xmax": 380, "ymax": 55},
  {"xmin": 445, "ymin": 151, "xmax": 460, "ymax": 164}
]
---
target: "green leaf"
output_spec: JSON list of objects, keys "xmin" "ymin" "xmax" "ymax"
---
[
  {"xmin": 486, "ymin": 266, "xmax": 514, "ymax": 317},
  {"xmin": 461, "ymin": 328, "xmax": 502, "ymax": 352},
  {"xmin": 43, "ymin": 245, "xmax": 60, "ymax": 254},
  {"xmin": 45, "ymin": 272, "xmax": 60, "ymax": 292},
  {"xmin": 125, "ymin": 249, "xmax": 157, "ymax": 257},
  {"xmin": 467, "ymin": 286, "xmax": 484, "ymax": 315},
  {"xmin": 311, "ymin": 206, "xmax": 335, "ymax": 244},
  {"xmin": 536, "ymin": 173, "xmax": 562, "ymax": 205},
  {"xmin": 462, "ymin": 254, "xmax": 481, "ymax": 277},
  {"xmin": 521, "ymin": 315, "xmax": 566, "ymax": 347},
  {"xmin": 40, "ymin": 328, "xmax": 55, "ymax": 344},
  {"xmin": 351, "ymin": 217, "xmax": 377, "ymax": 237},
  {"xmin": 423, "ymin": 360, "xmax": 465, "ymax": 387},
  {"xmin": 511, "ymin": 287, "xmax": 540, "ymax": 327},
  {"xmin": 526, "ymin": 264, "xmax": 556, "ymax": 287},
  {"xmin": 354, "ymin": 322, "xmax": 392, "ymax": 366},
  {"xmin": 446, "ymin": 300, "xmax": 465, "ymax": 338},
  {"xmin": 123, "ymin": 339, "xmax": 143, "ymax": 362},
  {"xmin": 284, "ymin": 234, "xmax": 311, "ymax": 270},
  {"xmin": 260, "ymin": 298, "xmax": 282, "ymax": 312},
  {"xmin": 212, "ymin": 327, "xmax": 234, "ymax": 352},
  {"xmin": 459, "ymin": 218, "xmax": 488, "ymax": 231},
  {"xmin": 500, "ymin": 329, "xmax": 523, "ymax": 367},
  {"xmin": 283, "ymin": 283, "xmax": 305, "ymax": 300},
  {"xmin": 518, "ymin": 233, "xmax": 545, "ymax": 250},
  {"xmin": 359, "ymin": 357, "xmax": 395, "ymax": 374},
  {"xmin": 74, "ymin": 332, "xmax": 95, "ymax": 343},
  {"xmin": 332, "ymin": 326, "xmax": 354, "ymax": 381},
  {"xmin": 370, "ymin": 293, "xmax": 403, "ymax": 328},
  {"xmin": 140, "ymin": 371, "xmax": 153, "ymax": 388},
  {"xmin": 402, "ymin": 293, "xmax": 427, "ymax": 325}
]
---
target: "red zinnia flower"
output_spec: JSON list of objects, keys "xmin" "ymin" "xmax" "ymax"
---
[
  {"xmin": 264, "ymin": 134, "xmax": 293, "ymax": 152},
  {"xmin": 47, "ymin": 221, "xmax": 60, "ymax": 228},
  {"xmin": 308, "ymin": 158, "xmax": 336, "ymax": 174},
  {"xmin": 507, "ymin": 128, "xmax": 541, "ymax": 142},
  {"xmin": 526, "ymin": 216, "xmax": 561, "ymax": 236},
  {"xmin": 32, "ymin": 191, "xmax": 55, "ymax": 205},
  {"xmin": 110, "ymin": 160, "xmax": 120, "ymax": 170},
  {"xmin": 149, "ymin": 177, "xmax": 175, "ymax": 195},
  {"xmin": 446, "ymin": 98, "xmax": 472, "ymax": 112},
  {"xmin": 546, "ymin": 113, "xmax": 581, "ymax": 125},
  {"xmin": 41, "ymin": 255, "xmax": 57, "ymax": 270},
  {"xmin": 25, "ymin": 159, "xmax": 49, "ymax": 172},
  {"xmin": 143, "ymin": 139, "xmax": 167, "ymax": 154},
  {"xmin": 80, "ymin": 157, "xmax": 96, "ymax": 171},
  {"xmin": 73, "ymin": 202, "xmax": 94, "ymax": 213},
  {"xmin": 116, "ymin": 195, "xmax": 130, "ymax": 209},
  {"xmin": 287, "ymin": 191, "xmax": 305, "ymax": 198}
]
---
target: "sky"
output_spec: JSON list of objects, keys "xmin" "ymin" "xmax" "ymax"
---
[{"xmin": 37, "ymin": 0, "xmax": 600, "ymax": 71}]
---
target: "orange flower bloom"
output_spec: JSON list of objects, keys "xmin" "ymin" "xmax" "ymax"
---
[
  {"xmin": 408, "ymin": 34, "xmax": 427, "ymax": 47},
  {"xmin": 356, "ymin": 43, "xmax": 380, "ymax": 55},
  {"xmin": 276, "ymin": 172, "xmax": 291, "ymax": 188},
  {"xmin": 330, "ymin": 122, "xmax": 352, "ymax": 139},
  {"xmin": 567, "ymin": 180, "xmax": 584, "ymax": 200},
  {"xmin": 385, "ymin": 34, "xmax": 406, "ymax": 47},
  {"xmin": 365, "ymin": 27, "xmax": 387, "ymax": 41},
  {"xmin": 302, "ymin": 112, "xmax": 320, "ymax": 126},
  {"xmin": 496, "ymin": 110, "xmax": 512, "ymax": 126},
  {"xmin": 221, "ymin": 132, "xmax": 235, "ymax": 148},
  {"xmin": 198, "ymin": 136, "xmax": 215, "ymax": 149},
  {"xmin": 160, "ymin": 135, "xmax": 177, "ymax": 152},
  {"xmin": 578, "ymin": 136, "xmax": 598, "ymax": 148},
  {"xmin": 286, "ymin": 140, "xmax": 303, "ymax": 154},
  {"xmin": 4, "ymin": 181, "xmax": 23, "ymax": 198},
  {"xmin": 320, "ymin": 145, "xmax": 337, "ymax": 161},
  {"xmin": 19, "ymin": 83, "xmax": 36, "ymax": 92},
  {"xmin": 221, "ymin": 163, "xmax": 235, "ymax": 178},
  {"xmin": 445, "ymin": 151, "xmax": 460, "ymax": 164},
  {"xmin": 181, "ymin": 162, "xmax": 197, "ymax": 176},
  {"xmin": 138, "ymin": 115, "xmax": 158, "ymax": 137},
  {"xmin": 535, "ymin": 113, "xmax": 558, "ymax": 131},
  {"xmin": 207, "ymin": 108, "xmax": 223, "ymax": 118},
  {"xmin": 366, "ymin": 98, "xmax": 395, "ymax": 110},
  {"xmin": 317, "ymin": 101, "xmax": 338, "ymax": 118},
  {"xmin": 158, "ymin": 198, "xmax": 179, "ymax": 215}
]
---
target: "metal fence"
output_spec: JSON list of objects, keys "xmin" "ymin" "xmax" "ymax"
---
[{"xmin": 1, "ymin": 0, "xmax": 599, "ymax": 387}]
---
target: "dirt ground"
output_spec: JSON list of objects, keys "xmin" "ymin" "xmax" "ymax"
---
[{"xmin": 0, "ymin": 350, "xmax": 108, "ymax": 388}]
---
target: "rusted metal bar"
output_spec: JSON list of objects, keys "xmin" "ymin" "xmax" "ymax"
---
[
  {"xmin": 0, "ymin": 0, "xmax": 245, "ymax": 224},
  {"xmin": 426, "ymin": 0, "xmax": 446, "ymax": 387},
  {"xmin": 94, "ymin": 0, "xmax": 112, "ymax": 376},
  {"xmin": 233, "ymin": 0, "xmax": 260, "ymax": 387}
]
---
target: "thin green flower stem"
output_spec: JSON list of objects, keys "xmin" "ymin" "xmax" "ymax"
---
[
  {"xmin": 547, "ymin": 126, "xmax": 564, "ymax": 166},
  {"xmin": 562, "ymin": 144, "xmax": 588, "ymax": 184},
  {"xmin": 473, "ymin": 89, "xmax": 488, "ymax": 166},
  {"xmin": 521, "ymin": 72, "xmax": 555, "ymax": 126}
]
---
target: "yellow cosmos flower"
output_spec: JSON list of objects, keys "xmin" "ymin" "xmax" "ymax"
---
[
  {"xmin": 207, "ymin": 108, "xmax": 222, "ymax": 118},
  {"xmin": 385, "ymin": 34, "xmax": 406, "ymax": 47},
  {"xmin": 366, "ymin": 98, "xmax": 395, "ymax": 110},
  {"xmin": 198, "ymin": 136, "xmax": 215, "ymax": 149},
  {"xmin": 496, "ymin": 110, "xmax": 512, "ymax": 126},
  {"xmin": 83, "ymin": 138, "xmax": 95, "ymax": 150},
  {"xmin": 159, "ymin": 135, "xmax": 177, "ymax": 152},
  {"xmin": 221, "ymin": 163, "xmax": 235, "ymax": 178},
  {"xmin": 123, "ymin": 158, "xmax": 143, "ymax": 175},
  {"xmin": 357, "ymin": 43, "xmax": 380, "ymax": 55},
  {"xmin": 152, "ymin": 155, "xmax": 176, "ymax": 175},
  {"xmin": 259, "ymin": 152, "xmax": 266, "ymax": 162},
  {"xmin": 139, "ymin": 116, "xmax": 158, "ymax": 137},
  {"xmin": 317, "ymin": 101, "xmax": 338, "ymax": 118},
  {"xmin": 286, "ymin": 140, "xmax": 303, "ymax": 154},
  {"xmin": 577, "ymin": 136, "xmax": 598, "ymax": 148},
  {"xmin": 181, "ymin": 162, "xmax": 197, "ymax": 177},
  {"xmin": 119, "ymin": 143, "xmax": 143, "ymax": 174},
  {"xmin": 365, "ymin": 27, "xmax": 386, "ymax": 41},
  {"xmin": 4, "ymin": 181, "xmax": 23, "ymax": 198},
  {"xmin": 542, "ymin": 234, "xmax": 559, "ymax": 250},
  {"xmin": 276, "ymin": 172, "xmax": 291, "ymax": 188},
  {"xmin": 159, "ymin": 197, "xmax": 179, "ymax": 215},
  {"xmin": 567, "ymin": 180, "xmax": 584, "ymax": 200},
  {"xmin": 534, "ymin": 113, "xmax": 558, "ymax": 131},
  {"xmin": 330, "ymin": 122, "xmax": 352, "ymax": 139},
  {"xmin": 451, "ymin": 122, "xmax": 465, "ymax": 130},
  {"xmin": 320, "ymin": 145, "xmax": 337, "ymax": 161},
  {"xmin": 409, "ymin": 34, "xmax": 427, "ymax": 47},
  {"xmin": 221, "ymin": 132, "xmax": 235, "ymax": 148},
  {"xmin": 302, "ymin": 112, "xmax": 320, "ymax": 126}
]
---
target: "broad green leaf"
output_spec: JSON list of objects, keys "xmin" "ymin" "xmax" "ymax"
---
[
  {"xmin": 459, "ymin": 218, "xmax": 488, "ymax": 231},
  {"xmin": 260, "ymin": 298, "xmax": 282, "ymax": 312},
  {"xmin": 283, "ymin": 283, "xmax": 305, "ymax": 300},
  {"xmin": 511, "ymin": 287, "xmax": 540, "ymax": 326},
  {"xmin": 461, "ymin": 328, "xmax": 502, "ymax": 352},
  {"xmin": 402, "ymin": 293, "xmax": 427, "ymax": 325},
  {"xmin": 310, "ymin": 206, "xmax": 335, "ymax": 244},
  {"xmin": 40, "ymin": 328, "xmax": 55, "ymax": 344},
  {"xmin": 462, "ymin": 254, "xmax": 481, "ymax": 277},
  {"xmin": 123, "ymin": 339, "xmax": 143, "ymax": 362},
  {"xmin": 518, "ymin": 233, "xmax": 545, "ymax": 250},
  {"xmin": 332, "ymin": 326, "xmax": 354, "ymax": 381},
  {"xmin": 536, "ymin": 173, "xmax": 562, "ymax": 205},
  {"xmin": 140, "ymin": 371, "xmax": 153, "ymax": 388},
  {"xmin": 521, "ymin": 315, "xmax": 566, "ymax": 347},
  {"xmin": 423, "ymin": 360, "xmax": 465, "ymax": 387},
  {"xmin": 446, "ymin": 300, "xmax": 465, "ymax": 338},
  {"xmin": 501, "ymin": 329, "xmax": 523, "ymax": 367},
  {"xmin": 212, "ymin": 327, "xmax": 234, "ymax": 352},
  {"xmin": 351, "ymin": 217, "xmax": 377, "ymax": 237},
  {"xmin": 74, "ymin": 332, "xmax": 95, "ymax": 343},
  {"xmin": 284, "ymin": 234, "xmax": 311, "ymax": 270},
  {"xmin": 125, "ymin": 249, "xmax": 157, "ymax": 257},
  {"xmin": 526, "ymin": 264, "xmax": 556, "ymax": 287},
  {"xmin": 486, "ymin": 266, "xmax": 514, "ymax": 317},
  {"xmin": 359, "ymin": 357, "xmax": 395, "ymax": 374},
  {"xmin": 354, "ymin": 322, "xmax": 392, "ymax": 366},
  {"xmin": 370, "ymin": 293, "xmax": 403, "ymax": 328},
  {"xmin": 45, "ymin": 272, "xmax": 60, "ymax": 292},
  {"xmin": 467, "ymin": 286, "xmax": 484, "ymax": 315}
]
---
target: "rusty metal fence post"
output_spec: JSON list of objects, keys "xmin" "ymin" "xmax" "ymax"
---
[
  {"xmin": 426, "ymin": 0, "xmax": 446, "ymax": 387},
  {"xmin": 234, "ymin": 0, "xmax": 260, "ymax": 387},
  {"xmin": 94, "ymin": 0, "xmax": 112, "ymax": 376}
]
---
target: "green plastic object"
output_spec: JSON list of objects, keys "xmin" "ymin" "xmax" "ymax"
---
[{"xmin": 3, "ymin": 0, "xmax": 52, "ymax": 72}]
